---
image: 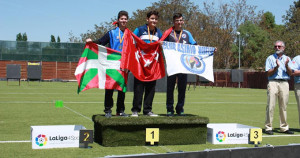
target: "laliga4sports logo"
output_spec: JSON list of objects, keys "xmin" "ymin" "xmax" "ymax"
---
[
  {"xmin": 181, "ymin": 55, "xmax": 206, "ymax": 74},
  {"xmin": 35, "ymin": 134, "xmax": 48, "ymax": 147},
  {"xmin": 216, "ymin": 131, "xmax": 226, "ymax": 142}
]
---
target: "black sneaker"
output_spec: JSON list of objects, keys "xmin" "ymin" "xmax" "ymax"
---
[
  {"xmin": 105, "ymin": 113, "xmax": 112, "ymax": 118},
  {"xmin": 283, "ymin": 130, "xmax": 294, "ymax": 134},
  {"xmin": 116, "ymin": 112, "xmax": 129, "ymax": 117},
  {"xmin": 265, "ymin": 130, "xmax": 273, "ymax": 135}
]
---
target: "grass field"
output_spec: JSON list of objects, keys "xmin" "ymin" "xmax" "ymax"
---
[{"xmin": 1, "ymin": 81, "xmax": 300, "ymax": 158}]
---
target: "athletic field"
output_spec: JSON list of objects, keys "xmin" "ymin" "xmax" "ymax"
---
[{"xmin": 1, "ymin": 81, "xmax": 300, "ymax": 157}]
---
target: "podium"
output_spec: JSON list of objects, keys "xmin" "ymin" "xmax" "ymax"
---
[{"xmin": 92, "ymin": 115, "xmax": 209, "ymax": 147}]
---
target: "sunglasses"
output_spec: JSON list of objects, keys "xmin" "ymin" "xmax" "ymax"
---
[{"xmin": 274, "ymin": 45, "xmax": 283, "ymax": 48}]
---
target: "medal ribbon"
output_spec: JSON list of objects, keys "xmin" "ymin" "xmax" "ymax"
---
[
  {"xmin": 118, "ymin": 28, "xmax": 125, "ymax": 45},
  {"xmin": 174, "ymin": 30, "xmax": 183, "ymax": 43},
  {"xmin": 147, "ymin": 26, "xmax": 156, "ymax": 43}
]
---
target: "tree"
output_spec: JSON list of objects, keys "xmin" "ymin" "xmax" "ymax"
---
[
  {"xmin": 16, "ymin": 32, "xmax": 28, "ymax": 41},
  {"xmin": 57, "ymin": 36, "xmax": 61, "ymax": 43},
  {"xmin": 237, "ymin": 21, "xmax": 269, "ymax": 69},
  {"xmin": 16, "ymin": 33, "xmax": 22, "ymax": 41},
  {"xmin": 50, "ymin": 35, "xmax": 56, "ymax": 42},
  {"xmin": 68, "ymin": 31, "xmax": 82, "ymax": 43},
  {"xmin": 22, "ymin": 33, "xmax": 27, "ymax": 41},
  {"xmin": 259, "ymin": 12, "xmax": 275, "ymax": 31},
  {"xmin": 201, "ymin": 0, "xmax": 262, "ymax": 68},
  {"xmin": 283, "ymin": 0, "xmax": 300, "ymax": 58},
  {"xmin": 70, "ymin": 0, "xmax": 262, "ymax": 69}
]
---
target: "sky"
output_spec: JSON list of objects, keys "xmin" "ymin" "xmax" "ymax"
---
[{"xmin": 0, "ymin": 0, "xmax": 296, "ymax": 42}]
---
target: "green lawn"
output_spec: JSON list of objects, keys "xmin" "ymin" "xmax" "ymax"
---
[{"xmin": 1, "ymin": 81, "xmax": 300, "ymax": 158}]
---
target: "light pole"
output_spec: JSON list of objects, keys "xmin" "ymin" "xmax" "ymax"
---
[{"xmin": 237, "ymin": 32, "xmax": 241, "ymax": 88}]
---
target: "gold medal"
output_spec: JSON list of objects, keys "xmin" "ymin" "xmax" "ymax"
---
[
  {"xmin": 174, "ymin": 30, "xmax": 183, "ymax": 43},
  {"xmin": 118, "ymin": 28, "xmax": 125, "ymax": 49},
  {"xmin": 147, "ymin": 26, "xmax": 155, "ymax": 43}
]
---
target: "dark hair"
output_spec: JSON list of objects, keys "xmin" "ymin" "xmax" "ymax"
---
[
  {"xmin": 147, "ymin": 10, "xmax": 159, "ymax": 18},
  {"xmin": 118, "ymin": 10, "xmax": 129, "ymax": 20},
  {"xmin": 173, "ymin": 13, "xmax": 183, "ymax": 21}
]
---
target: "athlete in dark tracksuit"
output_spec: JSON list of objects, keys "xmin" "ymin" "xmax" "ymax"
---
[
  {"xmin": 165, "ymin": 13, "xmax": 197, "ymax": 116},
  {"xmin": 131, "ymin": 11, "xmax": 163, "ymax": 117},
  {"xmin": 131, "ymin": 24, "xmax": 163, "ymax": 116}
]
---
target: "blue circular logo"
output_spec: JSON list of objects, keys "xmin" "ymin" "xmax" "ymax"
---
[{"xmin": 180, "ymin": 54, "xmax": 206, "ymax": 74}]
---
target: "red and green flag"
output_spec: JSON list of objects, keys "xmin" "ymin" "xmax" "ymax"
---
[{"xmin": 74, "ymin": 43, "xmax": 128, "ymax": 93}]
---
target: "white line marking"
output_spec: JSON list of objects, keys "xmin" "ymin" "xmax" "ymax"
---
[
  {"xmin": 263, "ymin": 134, "xmax": 300, "ymax": 138},
  {"xmin": 159, "ymin": 146, "xmax": 173, "ymax": 152},
  {"xmin": 143, "ymin": 146, "xmax": 159, "ymax": 153},
  {"xmin": 0, "ymin": 140, "xmax": 31, "ymax": 143},
  {"xmin": 63, "ymin": 105, "xmax": 93, "ymax": 122},
  {"xmin": 0, "ymin": 101, "xmax": 297, "ymax": 105}
]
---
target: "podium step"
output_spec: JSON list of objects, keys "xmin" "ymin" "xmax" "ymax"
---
[{"xmin": 92, "ymin": 114, "xmax": 209, "ymax": 147}]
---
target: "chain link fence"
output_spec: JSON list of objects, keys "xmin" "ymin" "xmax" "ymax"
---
[{"xmin": 0, "ymin": 40, "xmax": 85, "ymax": 62}]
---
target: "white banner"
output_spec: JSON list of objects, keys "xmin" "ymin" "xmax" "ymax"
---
[
  {"xmin": 31, "ymin": 125, "xmax": 85, "ymax": 149},
  {"xmin": 162, "ymin": 41, "xmax": 215, "ymax": 82}
]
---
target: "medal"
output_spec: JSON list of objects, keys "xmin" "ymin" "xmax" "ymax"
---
[
  {"xmin": 147, "ymin": 26, "xmax": 156, "ymax": 43},
  {"xmin": 118, "ymin": 28, "xmax": 125, "ymax": 50},
  {"xmin": 174, "ymin": 30, "xmax": 183, "ymax": 43}
]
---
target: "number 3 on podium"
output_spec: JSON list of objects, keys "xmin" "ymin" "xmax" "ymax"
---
[
  {"xmin": 146, "ymin": 128, "xmax": 159, "ymax": 145},
  {"xmin": 250, "ymin": 128, "xmax": 262, "ymax": 145}
]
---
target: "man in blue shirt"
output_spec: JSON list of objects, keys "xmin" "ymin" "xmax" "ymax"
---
[
  {"xmin": 131, "ymin": 11, "xmax": 163, "ymax": 117},
  {"xmin": 291, "ymin": 55, "xmax": 300, "ymax": 127},
  {"xmin": 264, "ymin": 40, "xmax": 293, "ymax": 135},
  {"xmin": 165, "ymin": 13, "xmax": 197, "ymax": 116},
  {"xmin": 86, "ymin": 11, "xmax": 129, "ymax": 118}
]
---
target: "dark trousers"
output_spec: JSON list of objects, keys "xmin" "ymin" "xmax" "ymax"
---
[
  {"xmin": 104, "ymin": 89, "xmax": 125, "ymax": 113},
  {"xmin": 166, "ymin": 73, "xmax": 187, "ymax": 114},
  {"xmin": 131, "ymin": 77, "xmax": 156, "ymax": 114}
]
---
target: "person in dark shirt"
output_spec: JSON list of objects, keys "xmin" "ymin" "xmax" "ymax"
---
[
  {"xmin": 165, "ymin": 13, "xmax": 197, "ymax": 116},
  {"xmin": 131, "ymin": 11, "xmax": 163, "ymax": 117}
]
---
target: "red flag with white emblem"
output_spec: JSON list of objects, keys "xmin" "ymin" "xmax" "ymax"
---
[{"xmin": 121, "ymin": 27, "xmax": 173, "ymax": 81}]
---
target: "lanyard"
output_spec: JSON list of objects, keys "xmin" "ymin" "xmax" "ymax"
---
[
  {"xmin": 147, "ymin": 26, "xmax": 156, "ymax": 43},
  {"xmin": 174, "ymin": 30, "xmax": 183, "ymax": 43},
  {"xmin": 118, "ymin": 28, "xmax": 125, "ymax": 44}
]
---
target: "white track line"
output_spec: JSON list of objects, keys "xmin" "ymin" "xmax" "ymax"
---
[
  {"xmin": 159, "ymin": 146, "xmax": 173, "ymax": 152},
  {"xmin": 0, "ymin": 140, "xmax": 30, "ymax": 143},
  {"xmin": 263, "ymin": 134, "xmax": 300, "ymax": 138},
  {"xmin": 143, "ymin": 146, "xmax": 159, "ymax": 153},
  {"xmin": 0, "ymin": 101, "xmax": 297, "ymax": 105},
  {"xmin": 63, "ymin": 105, "xmax": 93, "ymax": 122}
]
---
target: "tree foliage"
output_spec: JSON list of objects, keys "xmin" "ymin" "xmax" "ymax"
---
[
  {"xmin": 57, "ymin": 36, "xmax": 61, "ymax": 43},
  {"xmin": 22, "ymin": 33, "xmax": 27, "ymax": 41},
  {"xmin": 50, "ymin": 35, "xmax": 56, "ymax": 42},
  {"xmin": 68, "ymin": 0, "xmax": 300, "ymax": 69},
  {"xmin": 260, "ymin": 11, "xmax": 275, "ymax": 31},
  {"xmin": 16, "ymin": 32, "xmax": 28, "ymax": 41},
  {"xmin": 238, "ymin": 21, "xmax": 269, "ymax": 69},
  {"xmin": 16, "ymin": 33, "xmax": 22, "ymax": 41},
  {"xmin": 283, "ymin": 0, "xmax": 300, "ymax": 58}
]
